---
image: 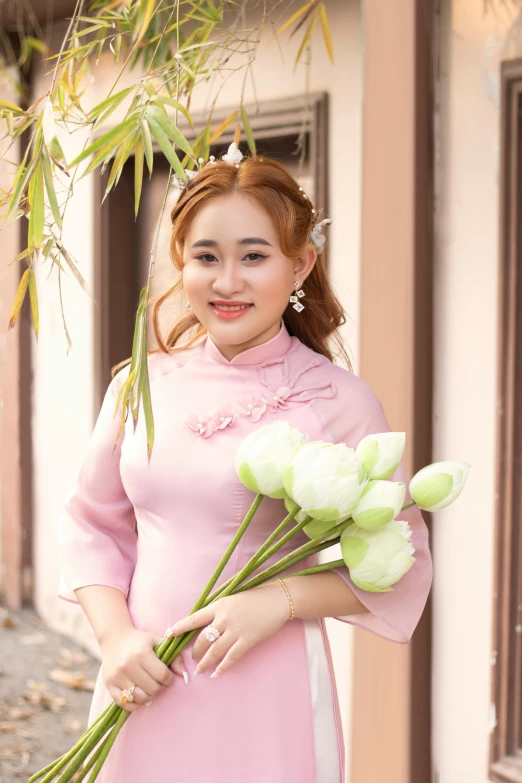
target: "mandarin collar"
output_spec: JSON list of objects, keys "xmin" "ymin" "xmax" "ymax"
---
[{"xmin": 204, "ymin": 320, "xmax": 293, "ymax": 366}]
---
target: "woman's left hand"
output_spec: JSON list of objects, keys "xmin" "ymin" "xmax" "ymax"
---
[{"xmin": 165, "ymin": 582, "xmax": 292, "ymax": 679}]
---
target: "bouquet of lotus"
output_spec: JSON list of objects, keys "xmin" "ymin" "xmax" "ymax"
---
[{"xmin": 29, "ymin": 421, "xmax": 469, "ymax": 783}]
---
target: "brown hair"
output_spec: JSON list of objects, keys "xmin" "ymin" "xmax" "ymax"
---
[{"xmin": 112, "ymin": 154, "xmax": 351, "ymax": 377}]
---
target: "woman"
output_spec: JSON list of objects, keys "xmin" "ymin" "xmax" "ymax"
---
[{"xmin": 58, "ymin": 144, "xmax": 433, "ymax": 782}]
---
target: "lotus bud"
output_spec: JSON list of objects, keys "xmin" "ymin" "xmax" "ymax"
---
[
  {"xmin": 283, "ymin": 441, "xmax": 366, "ymax": 522},
  {"xmin": 235, "ymin": 421, "xmax": 307, "ymax": 499},
  {"xmin": 340, "ymin": 519, "xmax": 415, "ymax": 592},
  {"xmin": 351, "ymin": 480, "xmax": 406, "ymax": 531},
  {"xmin": 356, "ymin": 432, "xmax": 406, "ymax": 480},
  {"xmin": 409, "ymin": 461, "xmax": 470, "ymax": 512},
  {"xmin": 283, "ymin": 496, "xmax": 341, "ymax": 541}
]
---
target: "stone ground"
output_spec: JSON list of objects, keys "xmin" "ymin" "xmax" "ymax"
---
[{"xmin": 0, "ymin": 598, "xmax": 100, "ymax": 783}]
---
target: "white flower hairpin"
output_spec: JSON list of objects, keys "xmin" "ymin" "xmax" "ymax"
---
[{"xmin": 310, "ymin": 218, "xmax": 332, "ymax": 252}]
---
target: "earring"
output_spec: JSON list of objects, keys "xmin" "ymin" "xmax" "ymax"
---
[
  {"xmin": 186, "ymin": 301, "xmax": 191, "ymax": 309},
  {"xmin": 290, "ymin": 281, "xmax": 305, "ymax": 312}
]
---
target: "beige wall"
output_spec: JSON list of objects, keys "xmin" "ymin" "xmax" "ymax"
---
[
  {"xmin": 31, "ymin": 2, "xmax": 363, "ymax": 776},
  {"xmin": 433, "ymin": 1, "xmax": 518, "ymax": 779}
]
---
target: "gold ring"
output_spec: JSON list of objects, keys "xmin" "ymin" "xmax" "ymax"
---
[{"xmin": 121, "ymin": 685, "xmax": 136, "ymax": 704}]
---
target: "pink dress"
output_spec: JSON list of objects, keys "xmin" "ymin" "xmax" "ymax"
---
[{"xmin": 58, "ymin": 320, "xmax": 432, "ymax": 783}]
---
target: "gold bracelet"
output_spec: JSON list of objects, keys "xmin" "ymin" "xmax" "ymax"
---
[{"xmin": 276, "ymin": 578, "xmax": 295, "ymax": 620}]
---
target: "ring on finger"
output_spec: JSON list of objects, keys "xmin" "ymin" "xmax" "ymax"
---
[
  {"xmin": 203, "ymin": 625, "xmax": 221, "ymax": 643},
  {"xmin": 121, "ymin": 684, "xmax": 136, "ymax": 703}
]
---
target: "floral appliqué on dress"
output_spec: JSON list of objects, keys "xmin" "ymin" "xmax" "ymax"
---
[{"xmin": 185, "ymin": 355, "xmax": 337, "ymax": 438}]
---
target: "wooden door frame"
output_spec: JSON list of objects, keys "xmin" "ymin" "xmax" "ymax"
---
[
  {"xmin": 0, "ymin": 73, "xmax": 34, "ymax": 610},
  {"xmin": 353, "ymin": 1, "xmax": 434, "ymax": 780},
  {"xmin": 489, "ymin": 57, "xmax": 522, "ymax": 783}
]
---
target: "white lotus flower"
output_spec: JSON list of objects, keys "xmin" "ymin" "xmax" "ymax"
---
[
  {"xmin": 351, "ymin": 480, "xmax": 406, "ymax": 531},
  {"xmin": 340, "ymin": 519, "xmax": 415, "ymax": 592},
  {"xmin": 283, "ymin": 441, "xmax": 366, "ymax": 522},
  {"xmin": 235, "ymin": 421, "xmax": 306, "ymax": 499},
  {"xmin": 355, "ymin": 431, "xmax": 406, "ymax": 480},
  {"xmin": 221, "ymin": 142, "xmax": 244, "ymax": 164},
  {"xmin": 283, "ymin": 496, "xmax": 339, "ymax": 541},
  {"xmin": 409, "ymin": 461, "xmax": 470, "ymax": 511}
]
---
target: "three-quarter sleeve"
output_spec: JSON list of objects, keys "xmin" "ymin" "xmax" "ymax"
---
[
  {"xmin": 57, "ymin": 370, "xmax": 138, "ymax": 605},
  {"xmin": 312, "ymin": 371, "xmax": 433, "ymax": 644}
]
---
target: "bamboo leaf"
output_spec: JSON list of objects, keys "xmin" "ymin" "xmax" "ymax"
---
[
  {"xmin": 8, "ymin": 247, "xmax": 30, "ymax": 266},
  {"xmin": 88, "ymin": 86, "xmax": 134, "ymax": 122},
  {"xmin": 0, "ymin": 98, "xmax": 26, "ymax": 114},
  {"xmin": 28, "ymin": 268, "xmax": 39, "ymax": 340},
  {"xmin": 6, "ymin": 155, "xmax": 38, "ymax": 223},
  {"xmin": 28, "ymin": 162, "xmax": 45, "ymax": 250},
  {"xmin": 134, "ymin": 135, "xmax": 144, "ymax": 217},
  {"xmin": 138, "ymin": 330, "xmax": 154, "ymax": 459},
  {"xmin": 128, "ymin": 289, "xmax": 148, "ymax": 422},
  {"xmin": 135, "ymin": 0, "xmax": 156, "ymax": 44},
  {"xmin": 141, "ymin": 119, "xmax": 154, "ymax": 176},
  {"xmin": 209, "ymin": 110, "xmax": 238, "ymax": 144},
  {"xmin": 69, "ymin": 116, "xmax": 137, "ymax": 168},
  {"xmin": 240, "ymin": 107, "xmax": 256, "ymax": 155},
  {"xmin": 57, "ymin": 243, "xmax": 91, "ymax": 295},
  {"xmin": 146, "ymin": 115, "xmax": 186, "ymax": 181},
  {"xmin": 81, "ymin": 123, "xmax": 137, "ymax": 177},
  {"xmin": 42, "ymin": 148, "xmax": 63, "ymax": 229},
  {"xmin": 275, "ymin": 1, "xmax": 314, "ymax": 35},
  {"xmin": 234, "ymin": 121, "xmax": 241, "ymax": 146},
  {"xmin": 103, "ymin": 130, "xmax": 138, "ymax": 198},
  {"xmin": 152, "ymin": 96, "xmax": 194, "ymax": 131},
  {"xmin": 8, "ymin": 268, "xmax": 30, "ymax": 330},
  {"xmin": 294, "ymin": 7, "xmax": 320, "ymax": 71},
  {"xmin": 6, "ymin": 111, "xmax": 13, "ymax": 136},
  {"xmin": 147, "ymin": 104, "xmax": 195, "ymax": 157},
  {"xmin": 47, "ymin": 134, "xmax": 67, "ymax": 167},
  {"xmin": 318, "ymin": 3, "xmax": 334, "ymax": 63}
]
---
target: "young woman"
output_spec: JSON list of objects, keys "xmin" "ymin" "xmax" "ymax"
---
[{"xmin": 58, "ymin": 144, "xmax": 433, "ymax": 782}]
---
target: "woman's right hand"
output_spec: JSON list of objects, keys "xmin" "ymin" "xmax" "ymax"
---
[{"xmin": 100, "ymin": 628, "xmax": 182, "ymax": 713}]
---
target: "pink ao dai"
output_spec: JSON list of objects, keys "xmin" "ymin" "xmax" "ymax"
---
[{"xmin": 58, "ymin": 321, "xmax": 433, "ymax": 782}]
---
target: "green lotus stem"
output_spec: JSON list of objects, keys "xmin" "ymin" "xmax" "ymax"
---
[
  {"xmin": 86, "ymin": 709, "xmax": 130, "ymax": 783},
  {"xmin": 154, "ymin": 492, "xmax": 263, "ymax": 661},
  {"xmin": 34, "ymin": 492, "xmax": 401, "ymax": 783},
  {"xmin": 201, "ymin": 501, "xmax": 301, "ymax": 600},
  {"xmin": 236, "ymin": 521, "xmax": 348, "ymax": 592},
  {"xmin": 74, "ymin": 725, "xmax": 117, "ymax": 783},
  {"xmin": 53, "ymin": 703, "xmax": 125, "ymax": 783},
  {"xmin": 276, "ymin": 558, "xmax": 345, "ymax": 578},
  {"xmin": 402, "ymin": 499, "xmax": 416, "ymax": 510},
  {"xmin": 86, "ymin": 520, "xmax": 347, "ymax": 771},
  {"xmin": 208, "ymin": 505, "xmax": 310, "ymax": 601},
  {"xmin": 28, "ymin": 703, "xmax": 120, "ymax": 782}
]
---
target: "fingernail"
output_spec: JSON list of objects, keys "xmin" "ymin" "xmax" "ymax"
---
[
  {"xmin": 182, "ymin": 668, "xmax": 190, "ymax": 685},
  {"xmin": 210, "ymin": 670, "xmax": 221, "ymax": 679},
  {"xmin": 193, "ymin": 667, "xmax": 201, "ymax": 676},
  {"xmin": 145, "ymin": 701, "xmax": 153, "ymax": 707}
]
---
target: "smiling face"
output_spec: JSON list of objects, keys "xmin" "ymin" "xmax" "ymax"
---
[{"xmin": 182, "ymin": 192, "xmax": 316, "ymax": 361}]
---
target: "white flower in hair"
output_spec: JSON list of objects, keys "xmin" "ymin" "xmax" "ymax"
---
[
  {"xmin": 310, "ymin": 218, "xmax": 332, "ymax": 251},
  {"xmin": 172, "ymin": 169, "xmax": 199, "ymax": 191},
  {"xmin": 221, "ymin": 142, "xmax": 244, "ymax": 164}
]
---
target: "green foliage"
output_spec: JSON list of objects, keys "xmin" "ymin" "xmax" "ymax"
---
[{"xmin": 0, "ymin": 0, "xmax": 335, "ymax": 455}]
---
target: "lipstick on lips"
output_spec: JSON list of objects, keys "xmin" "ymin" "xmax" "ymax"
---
[{"xmin": 209, "ymin": 300, "xmax": 254, "ymax": 320}]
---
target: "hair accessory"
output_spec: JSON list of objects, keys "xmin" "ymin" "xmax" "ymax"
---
[
  {"xmin": 171, "ymin": 143, "xmax": 331, "ymax": 253},
  {"xmin": 221, "ymin": 142, "xmax": 244, "ymax": 164},
  {"xmin": 310, "ymin": 218, "xmax": 332, "ymax": 252},
  {"xmin": 276, "ymin": 578, "xmax": 295, "ymax": 620}
]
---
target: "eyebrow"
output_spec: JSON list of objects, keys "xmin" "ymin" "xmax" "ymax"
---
[{"xmin": 191, "ymin": 237, "xmax": 273, "ymax": 248}]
